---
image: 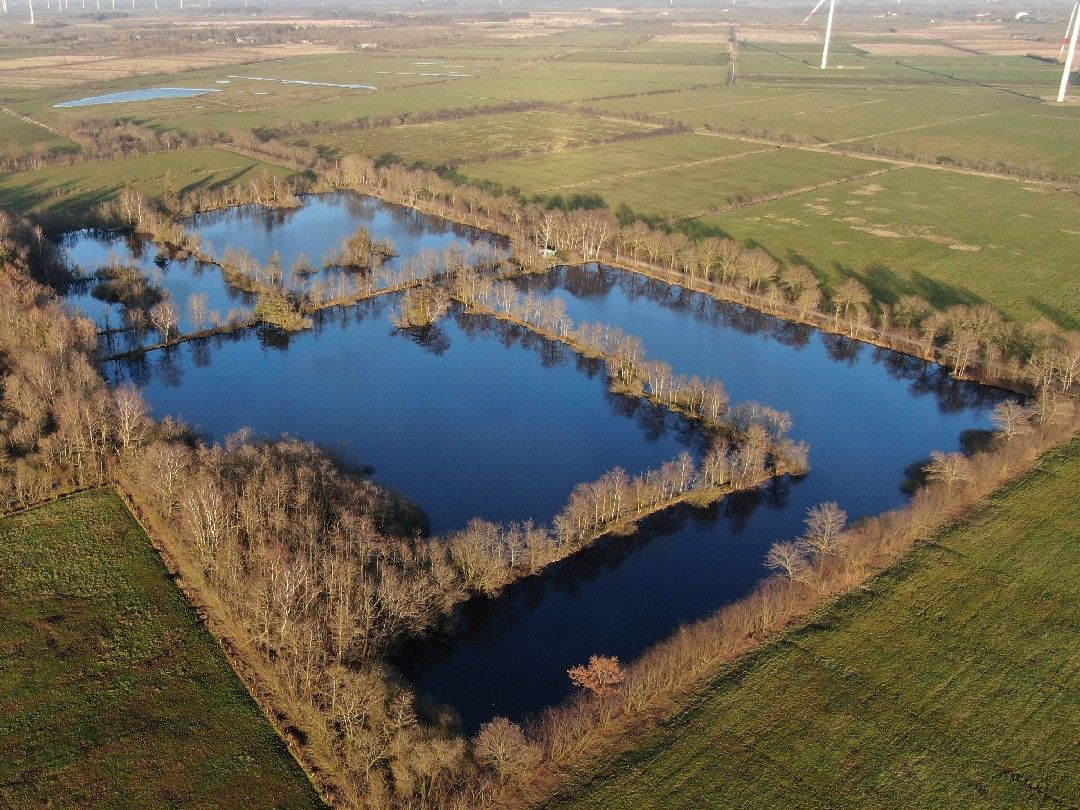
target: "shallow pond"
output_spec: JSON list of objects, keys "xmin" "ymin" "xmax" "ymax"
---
[
  {"xmin": 53, "ymin": 87, "xmax": 220, "ymax": 107},
  {"xmin": 62, "ymin": 192, "xmax": 502, "ymax": 350},
  {"xmin": 61, "ymin": 229, "xmax": 251, "ymax": 341},
  {"xmin": 64, "ymin": 198, "xmax": 1005, "ymax": 734}
]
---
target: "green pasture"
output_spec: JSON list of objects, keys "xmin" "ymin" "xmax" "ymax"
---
[
  {"xmin": 314, "ymin": 108, "xmax": 654, "ymax": 165},
  {"xmin": 0, "ymin": 147, "xmax": 294, "ymax": 219},
  {"xmin": 0, "ymin": 489, "xmax": 322, "ymax": 808},
  {"xmin": 467, "ymin": 138, "xmax": 884, "ymax": 218},
  {"xmin": 709, "ymin": 167, "xmax": 1080, "ymax": 326}
]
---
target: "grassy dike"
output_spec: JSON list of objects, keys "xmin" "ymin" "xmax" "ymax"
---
[
  {"xmin": 555, "ymin": 439, "xmax": 1080, "ymax": 809},
  {"xmin": 0, "ymin": 489, "xmax": 322, "ymax": 808}
]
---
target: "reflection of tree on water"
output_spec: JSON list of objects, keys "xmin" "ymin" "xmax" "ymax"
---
[
  {"xmin": 255, "ymin": 323, "xmax": 293, "ymax": 351},
  {"xmin": 191, "ymin": 338, "xmax": 212, "ymax": 368},
  {"xmin": 455, "ymin": 309, "xmax": 715, "ymax": 454},
  {"xmin": 155, "ymin": 346, "xmax": 184, "ymax": 388},
  {"xmin": 517, "ymin": 264, "xmax": 1007, "ymax": 414},
  {"xmin": 821, "ymin": 332, "xmax": 863, "ymax": 365},
  {"xmin": 399, "ymin": 478, "xmax": 797, "ymax": 681},
  {"xmin": 397, "ymin": 323, "xmax": 451, "ymax": 356}
]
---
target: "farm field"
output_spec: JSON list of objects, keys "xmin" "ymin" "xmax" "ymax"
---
[
  {"xmin": 708, "ymin": 168, "xmax": 1080, "ymax": 326},
  {"xmin": 863, "ymin": 110, "xmax": 1080, "ymax": 179},
  {"xmin": 463, "ymin": 132, "xmax": 760, "ymax": 192},
  {"xmin": 557, "ymin": 438, "xmax": 1080, "ymax": 810},
  {"xmin": 0, "ymin": 147, "xmax": 294, "ymax": 219},
  {"xmin": 0, "ymin": 489, "xmax": 321, "ymax": 807},
  {"xmin": 0, "ymin": 109, "xmax": 73, "ymax": 156},
  {"xmin": 585, "ymin": 83, "xmax": 1080, "ymax": 179},
  {"xmin": 310, "ymin": 108, "xmax": 657, "ymax": 165},
  {"xmin": 465, "ymin": 137, "xmax": 886, "ymax": 217},
  {"xmin": 567, "ymin": 148, "xmax": 887, "ymax": 218}
]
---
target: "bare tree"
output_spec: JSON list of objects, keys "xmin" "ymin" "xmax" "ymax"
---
[
  {"xmin": 148, "ymin": 300, "xmax": 179, "ymax": 341},
  {"xmin": 923, "ymin": 451, "xmax": 970, "ymax": 493},
  {"xmin": 797, "ymin": 501, "xmax": 847, "ymax": 558},
  {"xmin": 473, "ymin": 717, "xmax": 538, "ymax": 783},
  {"xmin": 991, "ymin": 400, "xmax": 1030, "ymax": 442},
  {"xmin": 188, "ymin": 292, "xmax": 209, "ymax": 332},
  {"xmin": 766, "ymin": 541, "xmax": 809, "ymax": 582}
]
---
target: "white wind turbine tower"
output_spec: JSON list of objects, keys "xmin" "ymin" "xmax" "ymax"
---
[
  {"xmin": 804, "ymin": 0, "xmax": 838, "ymax": 69},
  {"xmin": 1059, "ymin": 0, "xmax": 1080, "ymax": 102},
  {"xmin": 29, "ymin": 0, "xmax": 34, "ymax": 23}
]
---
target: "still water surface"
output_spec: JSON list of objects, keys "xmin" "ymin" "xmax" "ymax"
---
[{"xmin": 54, "ymin": 87, "xmax": 220, "ymax": 107}]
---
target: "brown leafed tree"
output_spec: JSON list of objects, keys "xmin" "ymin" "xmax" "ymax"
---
[{"xmin": 568, "ymin": 655, "xmax": 625, "ymax": 697}]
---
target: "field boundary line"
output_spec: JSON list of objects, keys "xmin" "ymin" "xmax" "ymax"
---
[
  {"xmin": 655, "ymin": 90, "xmax": 818, "ymax": 115},
  {"xmin": 533, "ymin": 146, "xmax": 777, "ymax": 193},
  {"xmin": 1, "ymin": 106, "xmax": 67, "ymax": 140},
  {"xmin": 821, "ymin": 111, "xmax": 998, "ymax": 146},
  {"xmin": 681, "ymin": 166, "xmax": 897, "ymax": 219},
  {"xmin": 696, "ymin": 129, "xmax": 1074, "ymax": 188}
]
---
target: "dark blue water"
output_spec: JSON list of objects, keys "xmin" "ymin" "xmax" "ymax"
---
[
  {"xmin": 53, "ymin": 87, "xmax": 220, "ymax": 107},
  {"xmin": 404, "ymin": 264, "xmax": 1004, "ymax": 732},
  {"xmin": 104, "ymin": 301, "xmax": 699, "ymax": 536},
  {"xmin": 68, "ymin": 207, "xmax": 1004, "ymax": 735}
]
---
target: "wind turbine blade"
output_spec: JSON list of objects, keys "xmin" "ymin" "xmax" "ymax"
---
[
  {"xmin": 1059, "ymin": 0, "xmax": 1080, "ymax": 101},
  {"xmin": 1062, "ymin": 0, "xmax": 1079, "ymax": 60},
  {"xmin": 803, "ymin": 0, "xmax": 827, "ymax": 23}
]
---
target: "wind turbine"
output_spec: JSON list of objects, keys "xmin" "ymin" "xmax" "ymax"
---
[
  {"xmin": 804, "ymin": 0, "xmax": 837, "ymax": 70},
  {"xmin": 1059, "ymin": 0, "xmax": 1080, "ymax": 102},
  {"xmin": 28, "ymin": 0, "xmax": 34, "ymax": 23}
]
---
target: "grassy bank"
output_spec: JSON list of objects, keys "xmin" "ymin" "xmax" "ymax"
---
[
  {"xmin": 0, "ymin": 147, "xmax": 294, "ymax": 219},
  {"xmin": 556, "ymin": 438, "xmax": 1080, "ymax": 809},
  {"xmin": 0, "ymin": 489, "xmax": 322, "ymax": 808}
]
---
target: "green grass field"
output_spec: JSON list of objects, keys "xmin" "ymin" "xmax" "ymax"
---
[
  {"xmin": 310, "ymin": 109, "xmax": 655, "ymax": 165},
  {"xmin": 572, "ymin": 148, "xmax": 885, "ymax": 218},
  {"xmin": 558, "ymin": 439, "xmax": 1080, "ymax": 809},
  {"xmin": 464, "ymin": 133, "xmax": 759, "ymax": 191},
  {"xmin": 0, "ymin": 110, "xmax": 74, "ymax": 157},
  {"xmin": 708, "ymin": 168, "xmax": 1080, "ymax": 326},
  {"xmin": 466, "ymin": 134, "xmax": 885, "ymax": 218},
  {"xmin": 0, "ymin": 489, "xmax": 322, "ymax": 807},
  {"xmin": 0, "ymin": 147, "xmax": 294, "ymax": 218}
]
